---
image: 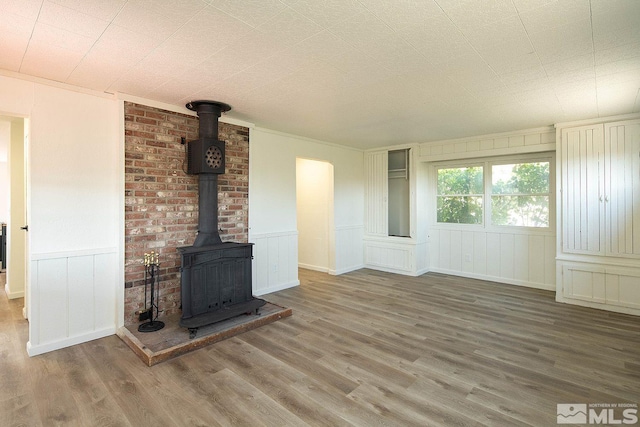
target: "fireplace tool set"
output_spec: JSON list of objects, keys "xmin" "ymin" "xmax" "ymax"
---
[{"xmin": 138, "ymin": 251, "xmax": 165, "ymax": 332}]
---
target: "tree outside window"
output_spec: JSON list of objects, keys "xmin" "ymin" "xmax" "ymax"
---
[
  {"xmin": 491, "ymin": 162, "xmax": 550, "ymax": 227},
  {"xmin": 436, "ymin": 166, "xmax": 483, "ymax": 224}
]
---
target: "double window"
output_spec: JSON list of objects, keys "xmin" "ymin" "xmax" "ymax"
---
[{"xmin": 435, "ymin": 155, "xmax": 553, "ymax": 229}]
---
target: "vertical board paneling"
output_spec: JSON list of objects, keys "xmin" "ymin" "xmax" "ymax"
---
[
  {"xmin": 461, "ymin": 231, "xmax": 473, "ymax": 273},
  {"xmin": 562, "ymin": 125, "xmax": 604, "ymax": 254},
  {"xmin": 486, "ymin": 233, "xmax": 501, "ymax": 277},
  {"xmin": 364, "ymin": 242, "xmax": 413, "ymax": 273},
  {"xmin": 605, "ymin": 122, "xmax": 640, "ymax": 256},
  {"xmin": 633, "ymin": 124, "xmax": 640, "ymax": 254},
  {"xmin": 334, "ymin": 226, "xmax": 365, "ymax": 274},
  {"xmin": 439, "ymin": 229, "xmax": 451, "ymax": 270},
  {"xmin": 37, "ymin": 258, "xmax": 69, "ymax": 344},
  {"xmin": 514, "ymin": 234, "xmax": 529, "ymax": 281},
  {"xmin": 29, "ymin": 250, "xmax": 119, "ymax": 356},
  {"xmin": 606, "ymin": 274, "xmax": 620, "ymax": 303},
  {"xmin": 450, "ymin": 230, "xmax": 462, "ymax": 271},
  {"xmin": 562, "ymin": 263, "xmax": 640, "ymax": 309},
  {"xmin": 67, "ymin": 256, "xmax": 95, "ymax": 337},
  {"xmin": 94, "ymin": 253, "xmax": 117, "ymax": 331},
  {"xmin": 544, "ymin": 235, "xmax": 556, "ymax": 285},
  {"xmin": 500, "ymin": 234, "xmax": 515, "ymax": 279},
  {"xmin": 365, "ymin": 151, "xmax": 387, "ymax": 236},
  {"xmin": 430, "ymin": 229, "xmax": 554, "ymax": 290},
  {"xmin": 473, "ymin": 232, "xmax": 487, "ymax": 275},
  {"xmin": 528, "ymin": 235, "xmax": 545, "ymax": 284},
  {"xmin": 250, "ymin": 231, "xmax": 300, "ymax": 296}
]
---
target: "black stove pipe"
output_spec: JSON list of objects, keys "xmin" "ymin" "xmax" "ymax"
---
[{"xmin": 186, "ymin": 100, "xmax": 231, "ymax": 247}]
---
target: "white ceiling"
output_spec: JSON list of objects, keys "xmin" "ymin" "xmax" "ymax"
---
[{"xmin": 1, "ymin": 0, "xmax": 639, "ymax": 149}]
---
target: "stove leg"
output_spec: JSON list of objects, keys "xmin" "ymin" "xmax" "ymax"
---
[{"xmin": 188, "ymin": 328, "xmax": 198, "ymax": 339}]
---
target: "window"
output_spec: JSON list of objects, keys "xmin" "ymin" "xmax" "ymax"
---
[
  {"xmin": 435, "ymin": 156, "xmax": 552, "ymax": 228},
  {"xmin": 491, "ymin": 162, "xmax": 550, "ymax": 227},
  {"xmin": 436, "ymin": 166, "xmax": 483, "ymax": 224}
]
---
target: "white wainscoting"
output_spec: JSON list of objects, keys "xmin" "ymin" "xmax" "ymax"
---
[
  {"xmin": 27, "ymin": 248, "xmax": 118, "ymax": 356},
  {"xmin": 250, "ymin": 231, "xmax": 299, "ymax": 296},
  {"xmin": 558, "ymin": 261, "xmax": 640, "ymax": 315},
  {"xmin": 333, "ymin": 225, "xmax": 364, "ymax": 275},
  {"xmin": 429, "ymin": 229, "xmax": 555, "ymax": 290},
  {"xmin": 364, "ymin": 237, "xmax": 429, "ymax": 276}
]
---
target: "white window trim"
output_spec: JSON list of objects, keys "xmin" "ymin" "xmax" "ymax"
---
[{"xmin": 432, "ymin": 152, "xmax": 556, "ymax": 233}]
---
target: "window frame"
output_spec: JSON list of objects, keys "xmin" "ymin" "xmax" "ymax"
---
[
  {"xmin": 435, "ymin": 163, "xmax": 485, "ymax": 226},
  {"xmin": 432, "ymin": 153, "xmax": 555, "ymax": 232}
]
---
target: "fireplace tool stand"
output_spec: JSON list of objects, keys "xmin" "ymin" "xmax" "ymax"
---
[{"xmin": 138, "ymin": 251, "xmax": 165, "ymax": 333}]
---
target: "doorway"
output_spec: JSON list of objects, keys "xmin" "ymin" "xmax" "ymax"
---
[
  {"xmin": 296, "ymin": 158, "xmax": 334, "ymax": 273},
  {"xmin": 0, "ymin": 115, "xmax": 28, "ymax": 318}
]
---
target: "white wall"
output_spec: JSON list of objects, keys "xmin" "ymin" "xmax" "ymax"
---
[
  {"xmin": 296, "ymin": 158, "xmax": 333, "ymax": 273},
  {"xmin": 249, "ymin": 127, "xmax": 364, "ymax": 295},
  {"xmin": 0, "ymin": 74, "xmax": 123, "ymax": 356}
]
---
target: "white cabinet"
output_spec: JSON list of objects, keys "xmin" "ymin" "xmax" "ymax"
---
[
  {"xmin": 561, "ymin": 124, "xmax": 605, "ymax": 254},
  {"xmin": 364, "ymin": 150, "xmax": 388, "ymax": 236},
  {"xmin": 561, "ymin": 120, "xmax": 640, "ymax": 257},
  {"xmin": 364, "ymin": 147, "xmax": 428, "ymax": 276},
  {"xmin": 558, "ymin": 117, "xmax": 640, "ymax": 315},
  {"xmin": 605, "ymin": 121, "xmax": 640, "ymax": 257}
]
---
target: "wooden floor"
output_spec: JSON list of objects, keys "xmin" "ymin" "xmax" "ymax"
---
[{"xmin": 1, "ymin": 269, "xmax": 639, "ymax": 426}]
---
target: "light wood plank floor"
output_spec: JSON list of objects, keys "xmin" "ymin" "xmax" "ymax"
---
[{"xmin": 1, "ymin": 269, "xmax": 639, "ymax": 426}]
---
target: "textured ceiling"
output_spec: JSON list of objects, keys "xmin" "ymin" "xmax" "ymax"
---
[{"xmin": 1, "ymin": 0, "xmax": 639, "ymax": 149}]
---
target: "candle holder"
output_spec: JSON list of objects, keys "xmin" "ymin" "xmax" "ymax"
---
[{"xmin": 138, "ymin": 251, "xmax": 165, "ymax": 333}]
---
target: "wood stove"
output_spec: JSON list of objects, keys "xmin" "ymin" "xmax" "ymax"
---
[{"xmin": 178, "ymin": 100, "xmax": 264, "ymax": 338}]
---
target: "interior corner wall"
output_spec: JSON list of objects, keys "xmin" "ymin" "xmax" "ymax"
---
[
  {"xmin": 249, "ymin": 128, "xmax": 365, "ymax": 295},
  {"xmin": 0, "ymin": 74, "xmax": 123, "ymax": 356}
]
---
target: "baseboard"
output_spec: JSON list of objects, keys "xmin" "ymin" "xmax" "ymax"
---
[
  {"xmin": 428, "ymin": 267, "xmax": 555, "ymax": 291},
  {"xmin": 253, "ymin": 280, "xmax": 300, "ymax": 297},
  {"xmin": 365, "ymin": 264, "xmax": 428, "ymax": 277},
  {"xmin": 556, "ymin": 294, "xmax": 640, "ymax": 316},
  {"xmin": 26, "ymin": 327, "xmax": 116, "ymax": 357},
  {"xmin": 329, "ymin": 264, "xmax": 365, "ymax": 275},
  {"xmin": 4, "ymin": 283, "xmax": 24, "ymax": 299},
  {"xmin": 298, "ymin": 263, "xmax": 329, "ymax": 273}
]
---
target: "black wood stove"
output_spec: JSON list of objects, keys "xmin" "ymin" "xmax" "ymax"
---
[{"xmin": 178, "ymin": 100, "xmax": 264, "ymax": 339}]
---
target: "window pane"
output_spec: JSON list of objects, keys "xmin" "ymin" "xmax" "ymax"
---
[
  {"xmin": 437, "ymin": 166, "xmax": 483, "ymax": 195},
  {"xmin": 491, "ymin": 161, "xmax": 550, "ymax": 228},
  {"xmin": 492, "ymin": 162, "xmax": 549, "ymax": 194},
  {"xmin": 492, "ymin": 195, "xmax": 549, "ymax": 227},
  {"xmin": 437, "ymin": 196, "xmax": 483, "ymax": 224},
  {"xmin": 437, "ymin": 166, "xmax": 483, "ymax": 224}
]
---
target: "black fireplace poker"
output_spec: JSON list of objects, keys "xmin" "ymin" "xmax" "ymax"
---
[{"xmin": 138, "ymin": 251, "xmax": 165, "ymax": 333}]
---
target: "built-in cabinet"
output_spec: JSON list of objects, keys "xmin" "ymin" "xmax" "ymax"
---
[
  {"xmin": 557, "ymin": 117, "xmax": 640, "ymax": 314},
  {"xmin": 364, "ymin": 147, "xmax": 428, "ymax": 276}
]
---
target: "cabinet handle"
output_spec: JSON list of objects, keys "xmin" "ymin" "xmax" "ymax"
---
[
  {"xmin": 605, "ymin": 196, "xmax": 609, "ymax": 202},
  {"xmin": 599, "ymin": 196, "xmax": 603, "ymax": 202}
]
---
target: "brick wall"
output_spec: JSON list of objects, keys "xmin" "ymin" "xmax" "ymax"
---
[{"xmin": 124, "ymin": 102, "xmax": 249, "ymax": 325}]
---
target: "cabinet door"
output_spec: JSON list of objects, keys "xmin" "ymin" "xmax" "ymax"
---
[
  {"xmin": 605, "ymin": 120, "xmax": 640, "ymax": 257},
  {"xmin": 365, "ymin": 151, "xmax": 388, "ymax": 236},
  {"xmin": 561, "ymin": 125, "xmax": 605, "ymax": 254}
]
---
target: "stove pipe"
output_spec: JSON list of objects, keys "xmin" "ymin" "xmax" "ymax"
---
[{"xmin": 186, "ymin": 100, "xmax": 231, "ymax": 247}]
